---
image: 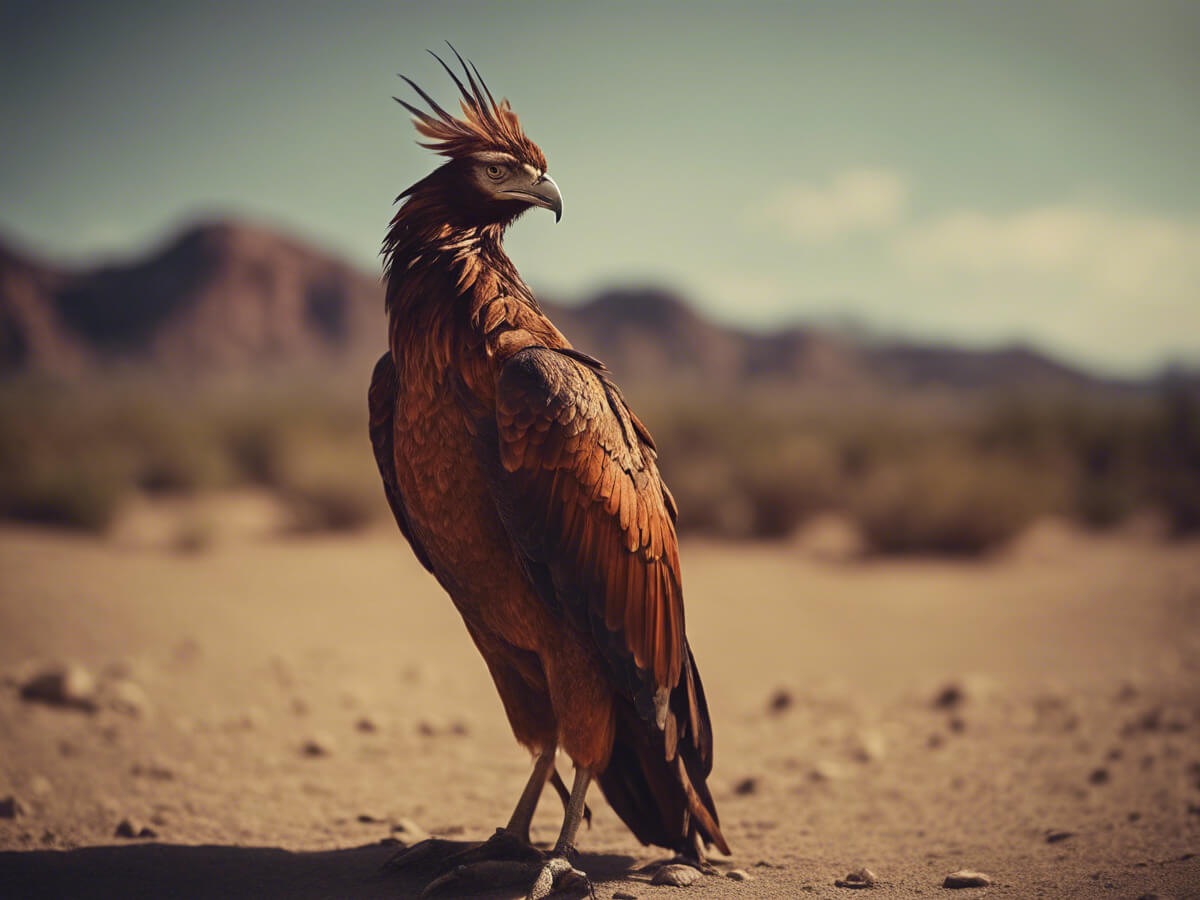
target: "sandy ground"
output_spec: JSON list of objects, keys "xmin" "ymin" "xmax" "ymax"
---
[{"xmin": 1, "ymin": 512, "xmax": 1199, "ymax": 899}]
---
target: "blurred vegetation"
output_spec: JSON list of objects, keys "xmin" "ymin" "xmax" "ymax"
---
[{"xmin": 0, "ymin": 373, "xmax": 1196, "ymax": 554}]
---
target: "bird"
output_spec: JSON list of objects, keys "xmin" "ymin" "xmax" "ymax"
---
[{"xmin": 371, "ymin": 46, "xmax": 728, "ymax": 898}]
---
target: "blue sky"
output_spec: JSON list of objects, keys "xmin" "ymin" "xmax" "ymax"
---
[{"xmin": 2, "ymin": 0, "xmax": 1198, "ymax": 374}]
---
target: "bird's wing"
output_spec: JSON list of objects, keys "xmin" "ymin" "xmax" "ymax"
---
[
  {"xmin": 369, "ymin": 351, "xmax": 436, "ymax": 574},
  {"xmin": 483, "ymin": 345, "xmax": 708, "ymax": 761}
]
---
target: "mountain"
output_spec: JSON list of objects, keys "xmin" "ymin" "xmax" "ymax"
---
[{"xmin": 0, "ymin": 219, "xmax": 1129, "ymax": 397}]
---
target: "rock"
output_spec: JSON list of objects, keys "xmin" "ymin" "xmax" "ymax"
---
[
  {"xmin": 131, "ymin": 761, "xmax": 174, "ymax": 781},
  {"xmin": 1045, "ymin": 830, "xmax": 1074, "ymax": 843},
  {"xmin": 19, "ymin": 664, "xmax": 98, "ymax": 712},
  {"xmin": 1088, "ymin": 768, "xmax": 1110, "ymax": 785},
  {"xmin": 726, "ymin": 868, "xmax": 753, "ymax": 881},
  {"xmin": 417, "ymin": 720, "xmax": 437, "ymax": 737},
  {"xmin": 835, "ymin": 867, "xmax": 877, "ymax": 888},
  {"xmin": 948, "ymin": 716, "xmax": 966, "ymax": 733},
  {"xmin": 613, "ymin": 892, "xmax": 638, "ymax": 899},
  {"xmin": 810, "ymin": 760, "xmax": 847, "ymax": 782},
  {"xmin": 933, "ymin": 683, "xmax": 965, "ymax": 710},
  {"xmin": 943, "ymin": 870, "xmax": 991, "ymax": 888},
  {"xmin": 300, "ymin": 734, "xmax": 335, "ymax": 757},
  {"xmin": 733, "ymin": 777, "xmax": 759, "ymax": 795},
  {"xmin": 114, "ymin": 819, "xmax": 157, "ymax": 839},
  {"xmin": 390, "ymin": 818, "xmax": 428, "ymax": 843},
  {"xmin": 355, "ymin": 715, "xmax": 379, "ymax": 733},
  {"xmin": 768, "ymin": 688, "xmax": 793, "ymax": 714},
  {"xmin": 357, "ymin": 813, "xmax": 384, "ymax": 824},
  {"xmin": 851, "ymin": 731, "xmax": 887, "ymax": 763},
  {"xmin": 29, "ymin": 776, "xmax": 52, "ymax": 798},
  {"xmin": 107, "ymin": 680, "xmax": 151, "ymax": 717},
  {"xmin": 0, "ymin": 796, "xmax": 25, "ymax": 819},
  {"xmin": 651, "ymin": 864, "xmax": 702, "ymax": 887}
]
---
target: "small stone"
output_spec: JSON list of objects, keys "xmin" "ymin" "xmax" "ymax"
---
[
  {"xmin": 651, "ymin": 864, "xmax": 702, "ymax": 886},
  {"xmin": 355, "ymin": 715, "xmax": 379, "ymax": 733},
  {"xmin": 733, "ymin": 777, "xmax": 759, "ymax": 795},
  {"xmin": 1045, "ymin": 830, "xmax": 1074, "ymax": 843},
  {"xmin": 417, "ymin": 720, "xmax": 437, "ymax": 736},
  {"xmin": 1088, "ymin": 768, "xmax": 1110, "ymax": 785},
  {"xmin": 300, "ymin": 734, "xmax": 335, "ymax": 757},
  {"xmin": 449, "ymin": 719, "xmax": 470, "ymax": 736},
  {"xmin": 835, "ymin": 867, "xmax": 877, "ymax": 888},
  {"xmin": 726, "ymin": 868, "xmax": 753, "ymax": 882},
  {"xmin": 29, "ymin": 776, "xmax": 52, "ymax": 797},
  {"xmin": 391, "ymin": 818, "xmax": 428, "ymax": 843},
  {"xmin": 19, "ymin": 664, "xmax": 98, "ymax": 712},
  {"xmin": 810, "ymin": 760, "xmax": 847, "ymax": 782},
  {"xmin": 943, "ymin": 870, "xmax": 991, "ymax": 888},
  {"xmin": 948, "ymin": 716, "xmax": 966, "ymax": 733},
  {"xmin": 613, "ymin": 892, "xmax": 638, "ymax": 899},
  {"xmin": 768, "ymin": 688, "xmax": 794, "ymax": 714},
  {"xmin": 357, "ymin": 813, "xmax": 384, "ymax": 824},
  {"xmin": 114, "ymin": 818, "xmax": 156, "ymax": 839},
  {"xmin": 933, "ymin": 683, "xmax": 965, "ymax": 710},
  {"xmin": 0, "ymin": 796, "xmax": 26, "ymax": 819},
  {"xmin": 852, "ymin": 731, "xmax": 887, "ymax": 762}
]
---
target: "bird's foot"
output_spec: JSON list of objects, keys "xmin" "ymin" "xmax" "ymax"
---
[
  {"xmin": 526, "ymin": 855, "xmax": 594, "ymax": 900},
  {"xmin": 382, "ymin": 837, "xmax": 462, "ymax": 873},
  {"xmin": 438, "ymin": 827, "xmax": 544, "ymax": 871},
  {"xmin": 420, "ymin": 854, "xmax": 592, "ymax": 899}
]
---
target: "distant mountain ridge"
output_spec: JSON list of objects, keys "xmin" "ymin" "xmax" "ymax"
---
[{"xmin": 0, "ymin": 218, "xmax": 1141, "ymax": 396}]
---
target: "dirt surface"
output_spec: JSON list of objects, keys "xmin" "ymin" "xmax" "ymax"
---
[{"xmin": 2, "ymin": 515, "xmax": 1199, "ymax": 898}]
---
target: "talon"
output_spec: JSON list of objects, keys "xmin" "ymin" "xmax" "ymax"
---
[
  {"xmin": 422, "ymin": 860, "xmax": 543, "ymax": 897},
  {"xmin": 384, "ymin": 837, "xmax": 458, "ymax": 872},
  {"xmin": 526, "ymin": 856, "xmax": 593, "ymax": 900}
]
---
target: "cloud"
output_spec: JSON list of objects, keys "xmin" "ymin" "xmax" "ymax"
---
[
  {"xmin": 894, "ymin": 205, "xmax": 1200, "ymax": 297},
  {"xmin": 758, "ymin": 168, "xmax": 909, "ymax": 242}
]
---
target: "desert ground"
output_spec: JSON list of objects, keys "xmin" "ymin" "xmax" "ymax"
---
[{"xmin": 1, "ymin": 502, "xmax": 1199, "ymax": 899}]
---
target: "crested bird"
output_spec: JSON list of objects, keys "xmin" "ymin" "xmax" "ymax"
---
[{"xmin": 371, "ymin": 46, "xmax": 728, "ymax": 898}]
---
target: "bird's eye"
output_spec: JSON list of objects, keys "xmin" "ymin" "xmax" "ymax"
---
[{"xmin": 485, "ymin": 164, "xmax": 503, "ymax": 180}]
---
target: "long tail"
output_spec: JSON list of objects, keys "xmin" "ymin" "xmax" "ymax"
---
[{"xmin": 596, "ymin": 646, "xmax": 729, "ymax": 858}]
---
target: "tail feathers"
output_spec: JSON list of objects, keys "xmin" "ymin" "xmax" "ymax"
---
[{"xmin": 596, "ymin": 698, "xmax": 729, "ymax": 859}]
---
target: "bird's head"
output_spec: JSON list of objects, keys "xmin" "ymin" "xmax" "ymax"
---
[{"xmin": 396, "ymin": 46, "xmax": 562, "ymax": 226}]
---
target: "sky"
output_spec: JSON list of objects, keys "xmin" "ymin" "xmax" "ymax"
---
[{"xmin": 2, "ymin": 0, "xmax": 1198, "ymax": 375}]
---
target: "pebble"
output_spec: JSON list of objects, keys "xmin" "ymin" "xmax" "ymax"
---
[
  {"xmin": 19, "ymin": 664, "xmax": 98, "ymax": 712},
  {"xmin": 835, "ymin": 867, "xmax": 877, "ymax": 888},
  {"xmin": 0, "ymin": 796, "xmax": 26, "ymax": 819},
  {"xmin": 851, "ymin": 731, "xmax": 887, "ymax": 763},
  {"xmin": 768, "ymin": 688, "xmax": 794, "ymax": 714},
  {"xmin": 726, "ymin": 868, "xmax": 753, "ymax": 881},
  {"xmin": 733, "ymin": 777, "xmax": 759, "ymax": 795},
  {"xmin": 933, "ymin": 683, "xmax": 965, "ymax": 709},
  {"xmin": 810, "ymin": 760, "xmax": 847, "ymax": 782},
  {"xmin": 114, "ymin": 819, "xmax": 157, "ymax": 839},
  {"xmin": 355, "ymin": 715, "xmax": 379, "ymax": 733},
  {"xmin": 943, "ymin": 870, "xmax": 991, "ymax": 888},
  {"xmin": 1045, "ymin": 830, "xmax": 1074, "ymax": 843},
  {"xmin": 29, "ymin": 776, "xmax": 52, "ymax": 797},
  {"xmin": 1088, "ymin": 767, "xmax": 1110, "ymax": 785},
  {"xmin": 391, "ymin": 818, "xmax": 428, "ymax": 843},
  {"xmin": 300, "ymin": 734, "xmax": 336, "ymax": 757},
  {"xmin": 108, "ymin": 680, "xmax": 152, "ymax": 717},
  {"xmin": 613, "ymin": 892, "xmax": 638, "ymax": 899},
  {"xmin": 651, "ymin": 864, "xmax": 702, "ymax": 887}
]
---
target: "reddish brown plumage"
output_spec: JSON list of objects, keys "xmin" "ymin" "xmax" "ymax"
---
[{"xmin": 371, "ymin": 50, "xmax": 728, "ymax": 857}]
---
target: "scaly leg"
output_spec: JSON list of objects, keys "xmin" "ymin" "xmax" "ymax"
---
[
  {"xmin": 525, "ymin": 766, "xmax": 595, "ymax": 900},
  {"xmin": 387, "ymin": 749, "xmax": 553, "ymax": 874}
]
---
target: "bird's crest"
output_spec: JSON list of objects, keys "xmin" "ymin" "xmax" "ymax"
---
[{"xmin": 396, "ymin": 44, "xmax": 547, "ymax": 172}]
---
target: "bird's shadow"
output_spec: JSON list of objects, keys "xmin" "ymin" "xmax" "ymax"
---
[{"xmin": 0, "ymin": 840, "xmax": 640, "ymax": 900}]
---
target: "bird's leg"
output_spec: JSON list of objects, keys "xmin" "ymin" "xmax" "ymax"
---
[
  {"xmin": 524, "ymin": 765, "xmax": 595, "ymax": 900},
  {"xmin": 505, "ymin": 747, "xmax": 558, "ymax": 843},
  {"xmin": 422, "ymin": 748, "xmax": 555, "ymax": 879},
  {"xmin": 421, "ymin": 765, "xmax": 595, "ymax": 898},
  {"xmin": 550, "ymin": 767, "xmax": 592, "ymax": 830}
]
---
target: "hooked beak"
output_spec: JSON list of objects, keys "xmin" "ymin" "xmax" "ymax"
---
[{"xmin": 500, "ymin": 174, "xmax": 563, "ymax": 223}]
